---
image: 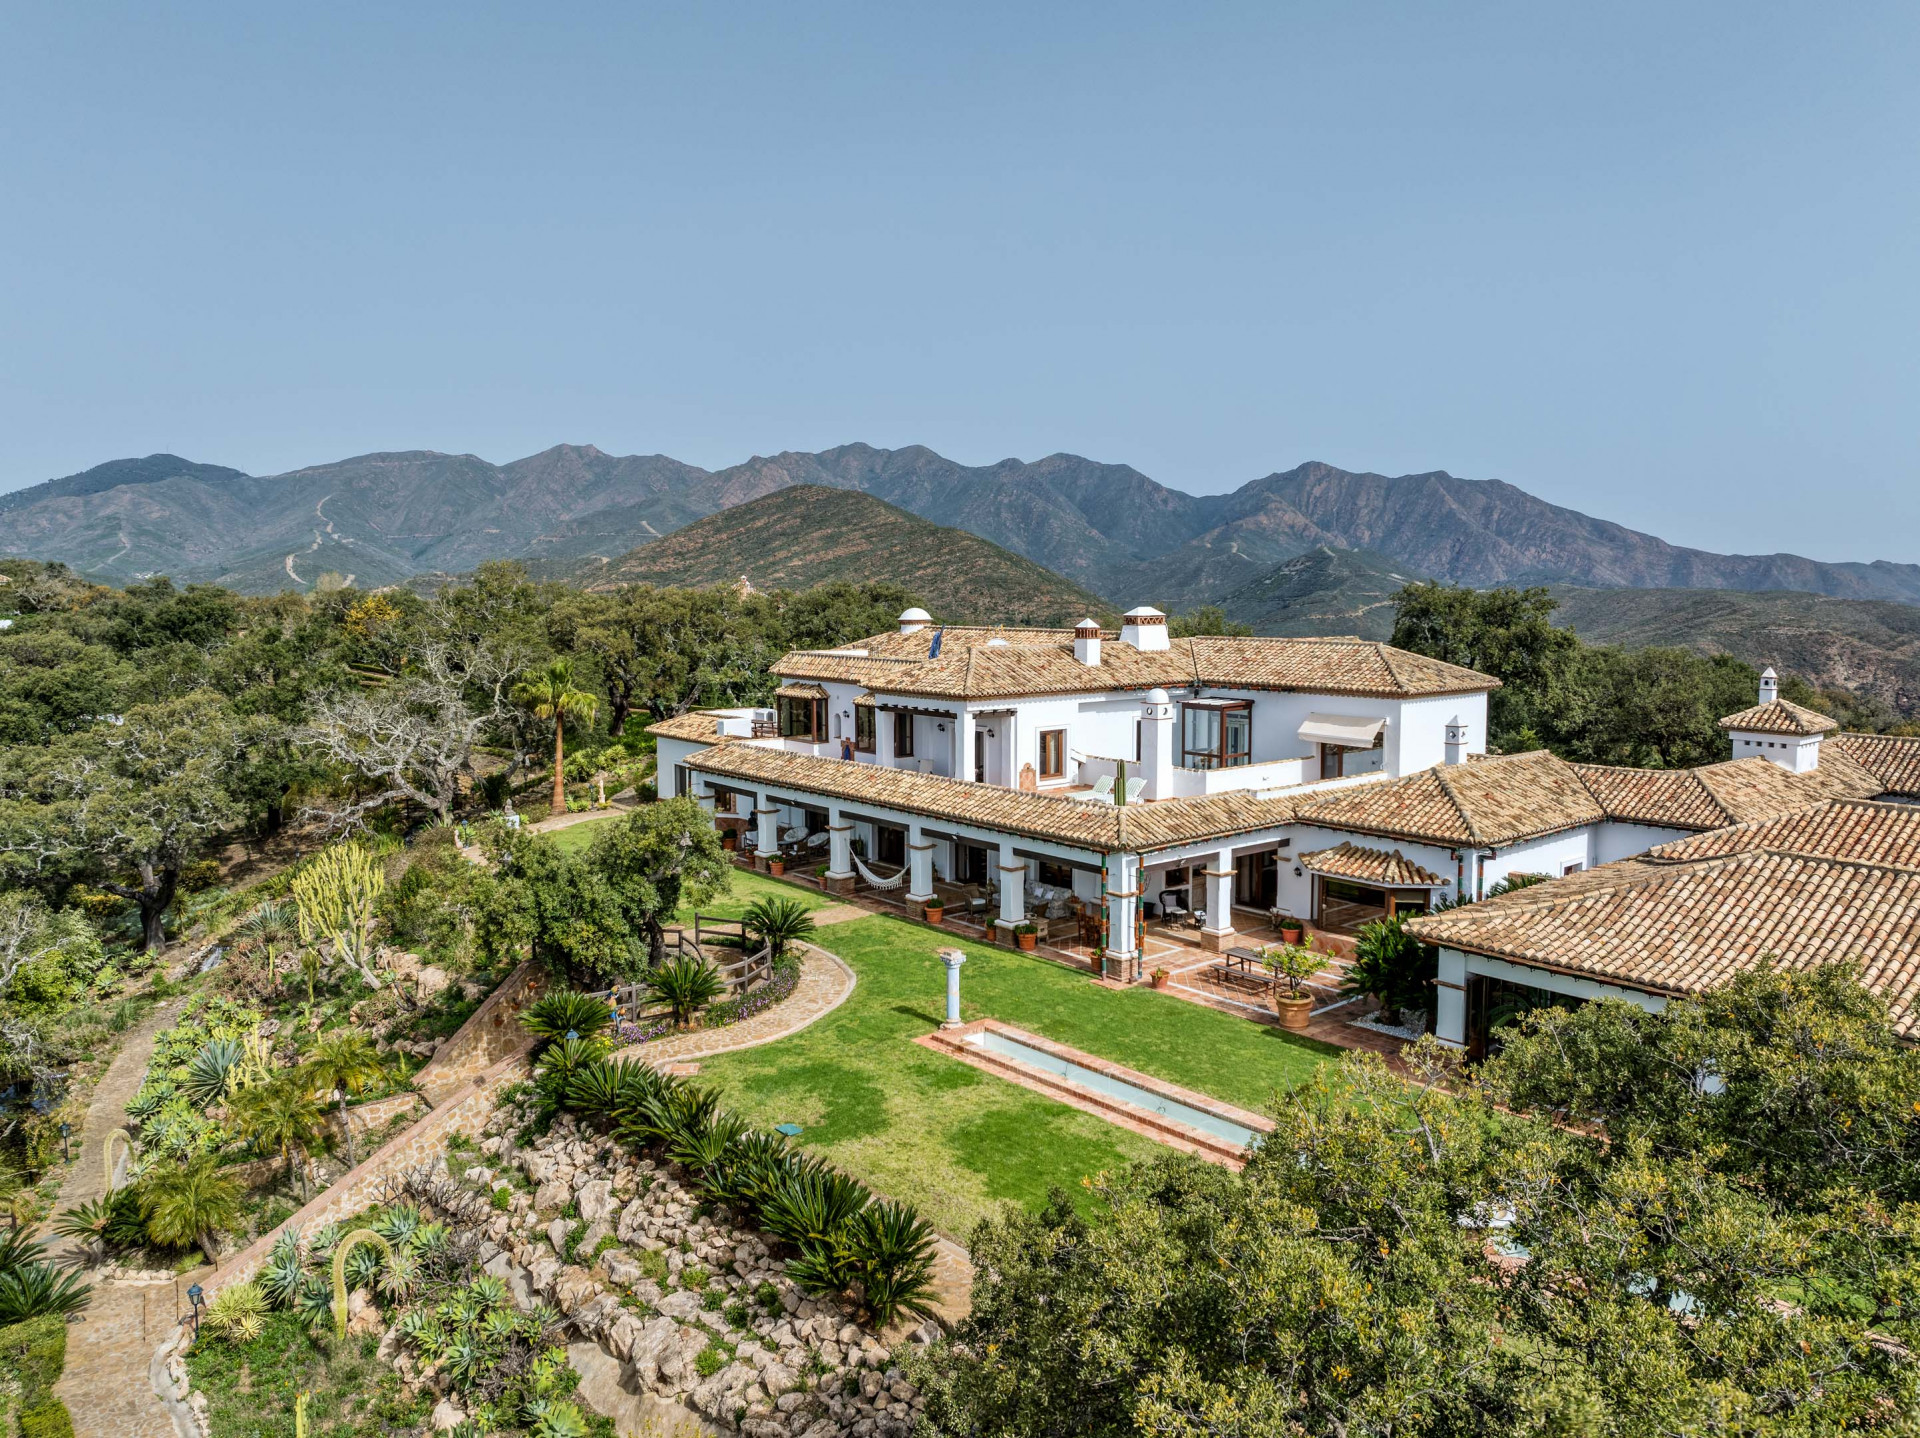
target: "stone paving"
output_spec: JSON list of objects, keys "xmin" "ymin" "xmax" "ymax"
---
[
  {"xmin": 609, "ymin": 945, "xmax": 856, "ymax": 1068},
  {"xmin": 44, "ymin": 995, "xmax": 195, "ymax": 1438}
]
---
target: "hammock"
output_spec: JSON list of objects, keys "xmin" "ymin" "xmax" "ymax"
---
[{"xmin": 852, "ymin": 855, "xmax": 909, "ymax": 890}]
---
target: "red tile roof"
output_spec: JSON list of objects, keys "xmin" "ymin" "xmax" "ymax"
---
[
  {"xmin": 1717, "ymin": 698, "xmax": 1840, "ymax": 735},
  {"xmin": 1831, "ymin": 731, "xmax": 1920, "ymax": 797}
]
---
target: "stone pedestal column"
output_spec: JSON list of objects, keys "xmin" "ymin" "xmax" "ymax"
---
[
  {"xmin": 1200, "ymin": 845, "xmax": 1237, "ymax": 953},
  {"xmin": 824, "ymin": 804, "xmax": 855, "ymax": 895},
  {"xmin": 906, "ymin": 822, "xmax": 936, "ymax": 904},
  {"xmin": 939, "ymin": 949, "xmax": 967, "ymax": 1029}
]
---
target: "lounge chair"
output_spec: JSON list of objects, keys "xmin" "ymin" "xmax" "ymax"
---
[
  {"xmin": 1123, "ymin": 777, "xmax": 1146, "ymax": 804},
  {"xmin": 1088, "ymin": 775, "xmax": 1115, "ymax": 803}
]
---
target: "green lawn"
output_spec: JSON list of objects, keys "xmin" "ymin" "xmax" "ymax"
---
[
  {"xmin": 547, "ymin": 814, "xmax": 622, "ymax": 854},
  {"xmin": 698, "ymin": 912, "xmax": 1338, "ymax": 1237},
  {"xmin": 676, "ymin": 867, "xmax": 835, "ymax": 922}
]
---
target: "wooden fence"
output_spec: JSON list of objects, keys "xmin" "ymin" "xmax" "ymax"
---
[{"xmin": 586, "ymin": 917, "xmax": 774, "ymax": 1021}]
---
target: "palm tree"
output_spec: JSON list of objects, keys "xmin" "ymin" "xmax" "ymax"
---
[
  {"xmin": 512, "ymin": 658, "xmax": 599, "ymax": 815},
  {"xmin": 742, "ymin": 896, "xmax": 816, "ymax": 965},
  {"xmin": 139, "ymin": 1155, "xmax": 242, "ymax": 1266},
  {"xmin": 231, "ymin": 1078, "xmax": 329, "ymax": 1201},
  {"xmin": 301, "ymin": 1031, "xmax": 385, "ymax": 1168}
]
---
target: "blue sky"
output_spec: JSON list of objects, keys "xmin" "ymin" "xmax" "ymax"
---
[{"xmin": 3, "ymin": 3, "xmax": 1916, "ymax": 562}]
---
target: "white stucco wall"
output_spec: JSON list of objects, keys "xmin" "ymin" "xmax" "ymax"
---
[
  {"xmin": 1593, "ymin": 821, "xmax": 1694, "ymax": 864},
  {"xmin": 1433, "ymin": 947, "xmax": 1670, "ymax": 1048}
]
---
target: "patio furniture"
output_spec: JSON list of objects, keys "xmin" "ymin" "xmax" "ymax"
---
[
  {"xmin": 1123, "ymin": 777, "xmax": 1146, "ymax": 804},
  {"xmin": 1088, "ymin": 774, "xmax": 1115, "ymax": 803}
]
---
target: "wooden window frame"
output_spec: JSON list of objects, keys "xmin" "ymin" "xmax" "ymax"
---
[
  {"xmin": 778, "ymin": 696, "xmax": 825, "ymax": 742},
  {"xmin": 1180, "ymin": 701, "xmax": 1252, "ymax": 769},
  {"xmin": 892, "ymin": 712, "xmax": 915, "ymax": 758},
  {"xmin": 1038, "ymin": 728, "xmax": 1066, "ymax": 780},
  {"xmin": 854, "ymin": 705, "xmax": 876, "ymax": 754}
]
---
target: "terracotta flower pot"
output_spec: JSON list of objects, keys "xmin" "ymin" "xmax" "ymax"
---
[
  {"xmin": 769, "ymin": 860, "xmax": 786, "ymax": 877},
  {"xmin": 924, "ymin": 905, "xmax": 944, "ymax": 926},
  {"xmin": 1017, "ymin": 932, "xmax": 1037, "ymax": 951},
  {"xmin": 1150, "ymin": 971, "xmax": 1170, "ymax": 990},
  {"xmin": 1279, "ymin": 925, "xmax": 1304, "ymax": 945},
  {"xmin": 1274, "ymin": 993, "xmax": 1313, "ymax": 1030},
  {"xmin": 721, "ymin": 833, "xmax": 737, "ymax": 851}
]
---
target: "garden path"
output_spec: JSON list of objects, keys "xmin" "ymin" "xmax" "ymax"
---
[
  {"xmin": 608, "ymin": 944, "xmax": 856, "ymax": 1068},
  {"xmin": 42, "ymin": 993, "xmax": 196, "ymax": 1438}
]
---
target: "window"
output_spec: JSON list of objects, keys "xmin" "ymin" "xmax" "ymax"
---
[
  {"xmin": 1038, "ymin": 860, "xmax": 1074, "ymax": 888},
  {"xmin": 855, "ymin": 705, "xmax": 876, "ymax": 753},
  {"xmin": 777, "ymin": 695, "xmax": 825, "ymax": 741},
  {"xmin": 673, "ymin": 764, "xmax": 690, "ymax": 798},
  {"xmin": 1562, "ymin": 861, "xmax": 1585, "ymax": 876},
  {"xmin": 1039, "ymin": 728, "xmax": 1066, "ymax": 780},
  {"xmin": 892, "ymin": 712, "xmax": 915, "ymax": 758},
  {"xmin": 1133, "ymin": 719, "xmax": 1141, "ymax": 762},
  {"xmin": 1180, "ymin": 701, "xmax": 1252, "ymax": 769}
]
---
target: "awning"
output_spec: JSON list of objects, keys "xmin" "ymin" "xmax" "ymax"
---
[
  {"xmin": 775, "ymin": 683, "xmax": 827, "ymax": 700},
  {"xmin": 1298, "ymin": 712, "xmax": 1385, "ymax": 748},
  {"xmin": 853, "ymin": 694, "xmax": 875, "ymax": 708}
]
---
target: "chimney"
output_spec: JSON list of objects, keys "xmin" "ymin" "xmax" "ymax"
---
[
  {"xmin": 1758, "ymin": 665, "xmax": 1778, "ymax": 707},
  {"xmin": 898, "ymin": 607, "xmax": 932, "ymax": 635},
  {"xmin": 1120, "ymin": 606, "xmax": 1169, "ymax": 652},
  {"xmin": 1073, "ymin": 619, "xmax": 1102, "ymax": 666},
  {"xmin": 1444, "ymin": 716, "xmax": 1468, "ymax": 766},
  {"xmin": 1140, "ymin": 687, "xmax": 1175, "ymax": 798}
]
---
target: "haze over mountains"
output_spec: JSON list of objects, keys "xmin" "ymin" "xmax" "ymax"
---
[{"xmin": 6, "ymin": 443, "xmax": 1920, "ymax": 614}]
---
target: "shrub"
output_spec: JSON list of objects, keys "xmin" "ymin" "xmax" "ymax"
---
[
  {"xmin": 741, "ymin": 897, "xmax": 816, "ymax": 965},
  {"xmin": 646, "ymin": 956, "xmax": 726, "ymax": 1029},
  {"xmin": 694, "ymin": 1343, "xmax": 728, "ymax": 1379},
  {"xmin": 18, "ymin": 1401, "xmax": 74, "ymax": 1438},
  {"xmin": 520, "ymin": 991, "xmax": 616, "ymax": 1051},
  {"xmin": 0, "ymin": 1316, "xmax": 66, "ymax": 1411},
  {"xmin": 843, "ymin": 1199, "xmax": 940, "ymax": 1328},
  {"xmin": 1341, "ymin": 915, "xmax": 1432, "ymax": 1023}
]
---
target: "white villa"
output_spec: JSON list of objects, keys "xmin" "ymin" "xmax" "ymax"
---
[{"xmin": 651, "ymin": 610, "xmax": 1920, "ymax": 1049}]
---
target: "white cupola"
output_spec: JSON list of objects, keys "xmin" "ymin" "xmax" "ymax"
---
[
  {"xmin": 1120, "ymin": 605, "xmax": 1169, "ymax": 652},
  {"xmin": 1073, "ymin": 619, "xmax": 1102, "ymax": 667},
  {"xmin": 1758, "ymin": 666, "xmax": 1779, "ymax": 706},
  {"xmin": 898, "ymin": 607, "xmax": 932, "ymax": 635}
]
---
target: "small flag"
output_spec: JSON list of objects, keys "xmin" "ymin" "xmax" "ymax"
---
[{"xmin": 928, "ymin": 627, "xmax": 944, "ymax": 658}]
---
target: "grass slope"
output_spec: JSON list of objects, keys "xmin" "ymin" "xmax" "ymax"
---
[
  {"xmin": 698, "ymin": 910, "xmax": 1336, "ymax": 1236},
  {"xmin": 1550, "ymin": 585, "xmax": 1920, "ymax": 717},
  {"xmin": 580, "ymin": 486, "xmax": 1116, "ymax": 627}
]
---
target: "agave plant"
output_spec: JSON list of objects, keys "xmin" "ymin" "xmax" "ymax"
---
[
  {"xmin": 393, "ymin": 1306, "xmax": 443, "ymax": 1355},
  {"xmin": 181, "ymin": 1037, "xmax": 247, "ymax": 1107},
  {"xmin": 258, "ymin": 1246, "xmax": 308, "ymax": 1311},
  {"xmin": 759, "ymin": 1165, "xmax": 869, "ymax": 1254},
  {"xmin": 343, "ymin": 1241, "xmax": 385, "ymax": 1293},
  {"xmin": 468, "ymin": 1273, "xmax": 510, "ymax": 1309},
  {"xmin": 410, "ymin": 1221, "xmax": 451, "ymax": 1255},
  {"xmin": 441, "ymin": 1335, "xmax": 488, "ymax": 1387},
  {"xmin": 53, "ymin": 1188, "xmax": 145, "ymax": 1253},
  {"xmin": 371, "ymin": 1202, "xmax": 422, "ymax": 1246},
  {"xmin": 294, "ymin": 1274, "xmax": 334, "ymax": 1333},
  {"xmin": 527, "ymin": 1399, "xmax": 591, "ymax": 1438},
  {"xmin": 306, "ymin": 1221, "xmax": 344, "ymax": 1264},
  {"xmin": 205, "ymin": 1281, "xmax": 269, "ymax": 1342},
  {"xmin": 843, "ymin": 1199, "xmax": 940, "ymax": 1327},
  {"xmin": 519, "ymin": 990, "xmax": 615, "ymax": 1050},
  {"xmin": 377, "ymin": 1248, "xmax": 421, "ymax": 1304}
]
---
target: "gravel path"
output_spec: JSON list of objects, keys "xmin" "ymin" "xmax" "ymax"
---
[
  {"xmin": 45, "ymin": 995, "xmax": 196, "ymax": 1438},
  {"xmin": 609, "ymin": 945, "xmax": 856, "ymax": 1068}
]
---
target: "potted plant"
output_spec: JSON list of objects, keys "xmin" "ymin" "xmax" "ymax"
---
[
  {"xmin": 923, "ymin": 899, "xmax": 945, "ymax": 925},
  {"xmin": 1273, "ymin": 912, "xmax": 1304, "ymax": 945},
  {"xmin": 1149, "ymin": 965, "xmax": 1171, "ymax": 990},
  {"xmin": 769, "ymin": 856, "xmax": 786, "ymax": 877},
  {"xmin": 721, "ymin": 830, "xmax": 738, "ymax": 852},
  {"xmin": 1090, "ymin": 945, "xmax": 1106, "ymax": 975},
  {"xmin": 1263, "ymin": 940, "xmax": 1320, "ymax": 1030},
  {"xmin": 1014, "ymin": 921, "xmax": 1038, "ymax": 952}
]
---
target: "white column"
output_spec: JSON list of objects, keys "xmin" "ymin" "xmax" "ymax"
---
[
  {"xmin": 1434, "ymin": 948, "xmax": 1468, "ymax": 1049},
  {"xmin": 956, "ymin": 709, "xmax": 976, "ymax": 781},
  {"xmin": 906, "ymin": 821, "xmax": 936, "ymax": 904},
  {"xmin": 876, "ymin": 710, "xmax": 895, "ymax": 769},
  {"xmin": 1104, "ymin": 851, "xmax": 1141, "ymax": 980},
  {"xmin": 1200, "ymin": 845, "xmax": 1236, "ymax": 952},
  {"xmin": 1003, "ymin": 710, "xmax": 1020, "ymax": 788},
  {"xmin": 826, "ymin": 803, "xmax": 854, "ymax": 882},
  {"xmin": 996, "ymin": 839, "xmax": 1026, "ymax": 934},
  {"xmin": 755, "ymin": 789, "xmax": 780, "ymax": 859}
]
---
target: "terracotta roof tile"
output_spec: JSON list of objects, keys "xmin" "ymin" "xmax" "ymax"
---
[
  {"xmin": 772, "ymin": 630, "xmax": 1499, "ymax": 702},
  {"xmin": 1717, "ymin": 698, "xmax": 1840, "ymax": 735},
  {"xmin": 1295, "ymin": 750, "xmax": 1604, "ymax": 848},
  {"xmin": 1644, "ymin": 797, "xmax": 1920, "ymax": 868},
  {"xmin": 1831, "ymin": 731, "xmax": 1920, "ymax": 797},
  {"xmin": 645, "ymin": 711, "xmax": 734, "ymax": 743},
  {"xmin": 1301, "ymin": 842, "xmax": 1444, "ymax": 887},
  {"xmin": 683, "ymin": 742, "xmax": 1304, "ymax": 854},
  {"xmin": 1406, "ymin": 842, "xmax": 1920, "ymax": 1039}
]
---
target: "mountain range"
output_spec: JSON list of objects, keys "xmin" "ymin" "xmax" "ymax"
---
[
  {"xmin": 7, "ymin": 443, "xmax": 1920, "ymax": 613},
  {"xmin": 578, "ymin": 487, "xmax": 1114, "ymax": 628}
]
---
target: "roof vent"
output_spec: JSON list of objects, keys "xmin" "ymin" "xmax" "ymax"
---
[{"xmin": 898, "ymin": 607, "xmax": 933, "ymax": 635}]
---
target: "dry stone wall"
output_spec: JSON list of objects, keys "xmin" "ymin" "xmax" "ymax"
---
[{"xmin": 414, "ymin": 957, "xmax": 545, "ymax": 1105}]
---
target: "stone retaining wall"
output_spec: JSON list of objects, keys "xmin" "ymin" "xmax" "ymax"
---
[
  {"xmin": 203, "ymin": 1049, "xmax": 531, "ymax": 1298},
  {"xmin": 415, "ymin": 958, "xmax": 545, "ymax": 1106},
  {"xmin": 326, "ymin": 1090, "xmax": 426, "ymax": 1142}
]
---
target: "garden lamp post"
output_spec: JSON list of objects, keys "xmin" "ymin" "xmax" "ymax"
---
[
  {"xmin": 187, "ymin": 1283, "xmax": 205, "ymax": 1339},
  {"xmin": 939, "ymin": 948, "xmax": 966, "ymax": 1029},
  {"xmin": 59, "ymin": 1123, "xmax": 70, "ymax": 1162}
]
